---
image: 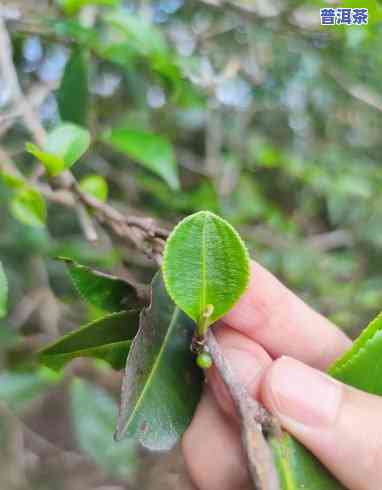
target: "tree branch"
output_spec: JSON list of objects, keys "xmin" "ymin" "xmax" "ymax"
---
[
  {"xmin": 0, "ymin": 15, "xmax": 168, "ymax": 264},
  {"xmin": 205, "ymin": 330, "xmax": 280, "ymax": 490}
]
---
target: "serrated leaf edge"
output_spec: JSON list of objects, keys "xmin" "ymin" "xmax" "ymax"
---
[
  {"xmin": 329, "ymin": 312, "xmax": 382, "ymax": 377},
  {"xmin": 162, "ymin": 210, "xmax": 251, "ymax": 323}
]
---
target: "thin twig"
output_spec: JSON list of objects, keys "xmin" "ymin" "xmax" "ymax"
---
[{"xmin": 206, "ymin": 329, "xmax": 280, "ymax": 490}]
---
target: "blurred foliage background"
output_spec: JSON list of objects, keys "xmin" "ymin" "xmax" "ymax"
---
[{"xmin": 1, "ymin": 0, "xmax": 382, "ymax": 488}]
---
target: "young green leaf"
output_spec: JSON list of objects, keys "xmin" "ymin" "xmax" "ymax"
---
[
  {"xmin": 39, "ymin": 311, "xmax": 139, "ymax": 371},
  {"xmin": 0, "ymin": 262, "xmax": 8, "ymax": 319},
  {"xmin": 71, "ymin": 379, "xmax": 137, "ymax": 479},
  {"xmin": 60, "ymin": 257, "xmax": 147, "ymax": 312},
  {"xmin": 10, "ymin": 187, "xmax": 46, "ymax": 228},
  {"xmin": 102, "ymin": 128, "xmax": 179, "ymax": 190},
  {"xmin": 0, "ymin": 171, "xmax": 25, "ymax": 190},
  {"xmin": 57, "ymin": 48, "xmax": 89, "ymax": 126},
  {"xmin": 115, "ymin": 272, "xmax": 203, "ymax": 449},
  {"xmin": 26, "ymin": 123, "xmax": 90, "ymax": 176},
  {"xmin": 79, "ymin": 174, "xmax": 108, "ymax": 202},
  {"xmin": 162, "ymin": 211, "xmax": 250, "ymax": 332},
  {"xmin": 328, "ymin": 312, "xmax": 382, "ymax": 394},
  {"xmin": 58, "ymin": 0, "xmax": 120, "ymax": 16},
  {"xmin": 105, "ymin": 12, "xmax": 169, "ymax": 58}
]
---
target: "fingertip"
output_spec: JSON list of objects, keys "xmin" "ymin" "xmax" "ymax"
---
[
  {"xmin": 182, "ymin": 389, "xmax": 250, "ymax": 490},
  {"xmin": 207, "ymin": 325, "xmax": 272, "ymax": 418}
]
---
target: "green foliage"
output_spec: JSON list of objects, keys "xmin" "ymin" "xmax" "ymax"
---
[
  {"xmin": 79, "ymin": 175, "xmax": 108, "ymax": 202},
  {"xmin": 270, "ymin": 433, "xmax": 345, "ymax": 490},
  {"xmin": 0, "ymin": 368, "xmax": 60, "ymax": 414},
  {"xmin": 10, "ymin": 187, "xmax": 47, "ymax": 228},
  {"xmin": 0, "ymin": 262, "xmax": 8, "ymax": 319},
  {"xmin": 162, "ymin": 211, "xmax": 250, "ymax": 331},
  {"xmin": 61, "ymin": 257, "xmax": 145, "ymax": 312},
  {"xmin": 329, "ymin": 312, "xmax": 382, "ymax": 394},
  {"xmin": 102, "ymin": 128, "xmax": 179, "ymax": 190},
  {"xmin": 39, "ymin": 311, "xmax": 139, "ymax": 371},
  {"xmin": 57, "ymin": 0, "xmax": 119, "ymax": 16},
  {"xmin": 105, "ymin": 12, "xmax": 169, "ymax": 59},
  {"xmin": 0, "ymin": 171, "xmax": 25, "ymax": 190},
  {"xmin": 57, "ymin": 48, "xmax": 89, "ymax": 126},
  {"xmin": 115, "ymin": 273, "xmax": 203, "ymax": 449},
  {"xmin": 26, "ymin": 123, "xmax": 90, "ymax": 176},
  {"xmin": 70, "ymin": 379, "xmax": 136, "ymax": 479}
]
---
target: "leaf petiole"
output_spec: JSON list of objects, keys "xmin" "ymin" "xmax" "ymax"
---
[{"xmin": 197, "ymin": 303, "xmax": 214, "ymax": 337}]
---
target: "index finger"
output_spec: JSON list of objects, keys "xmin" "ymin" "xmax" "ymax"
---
[{"xmin": 223, "ymin": 261, "xmax": 351, "ymax": 369}]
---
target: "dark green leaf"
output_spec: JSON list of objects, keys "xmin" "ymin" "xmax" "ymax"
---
[
  {"xmin": 57, "ymin": 48, "xmax": 89, "ymax": 126},
  {"xmin": 0, "ymin": 262, "xmax": 8, "ymax": 319},
  {"xmin": 79, "ymin": 174, "xmax": 108, "ymax": 202},
  {"xmin": 328, "ymin": 312, "xmax": 382, "ymax": 394},
  {"xmin": 162, "ymin": 211, "xmax": 250, "ymax": 328},
  {"xmin": 39, "ymin": 311, "xmax": 139, "ymax": 371},
  {"xmin": 10, "ymin": 187, "xmax": 46, "ymax": 228},
  {"xmin": 60, "ymin": 257, "xmax": 147, "ymax": 312},
  {"xmin": 103, "ymin": 128, "xmax": 179, "ymax": 190},
  {"xmin": 115, "ymin": 272, "xmax": 203, "ymax": 450},
  {"xmin": 26, "ymin": 123, "xmax": 90, "ymax": 176},
  {"xmin": 71, "ymin": 379, "xmax": 137, "ymax": 479}
]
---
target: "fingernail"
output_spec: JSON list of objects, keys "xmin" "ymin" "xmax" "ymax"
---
[{"xmin": 268, "ymin": 357, "xmax": 342, "ymax": 427}]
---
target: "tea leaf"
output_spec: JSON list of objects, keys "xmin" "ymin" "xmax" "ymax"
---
[
  {"xmin": 61, "ymin": 257, "xmax": 147, "ymax": 312},
  {"xmin": 26, "ymin": 123, "xmax": 90, "ymax": 176},
  {"xmin": 115, "ymin": 272, "xmax": 202, "ymax": 449},
  {"xmin": 57, "ymin": 48, "xmax": 89, "ymax": 126},
  {"xmin": 39, "ymin": 311, "xmax": 139, "ymax": 371},
  {"xmin": 162, "ymin": 211, "xmax": 250, "ymax": 331},
  {"xmin": 329, "ymin": 312, "xmax": 382, "ymax": 394},
  {"xmin": 10, "ymin": 187, "xmax": 46, "ymax": 228},
  {"xmin": 79, "ymin": 174, "xmax": 108, "ymax": 202},
  {"xmin": 103, "ymin": 128, "xmax": 179, "ymax": 190}
]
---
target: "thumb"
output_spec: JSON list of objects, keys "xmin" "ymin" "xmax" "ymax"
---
[{"xmin": 261, "ymin": 356, "xmax": 382, "ymax": 490}]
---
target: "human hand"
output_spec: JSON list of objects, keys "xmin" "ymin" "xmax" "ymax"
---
[{"xmin": 182, "ymin": 261, "xmax": 382, "ymax": 490}]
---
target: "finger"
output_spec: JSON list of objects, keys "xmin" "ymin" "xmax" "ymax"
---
[
  {"xmin": 207, "ymin": 324, "xmax": 272, "ymax": 418},
  {"xmin": 223, "ymin": 261, "xmax": 351, "ymax": 369},
  {"xmin": 182, "ymin": 389, "xmax": 251, "ymax": 490},
  {"xmin": 261, "ymin": 356, "xmax": 382, "ymax": 490}
]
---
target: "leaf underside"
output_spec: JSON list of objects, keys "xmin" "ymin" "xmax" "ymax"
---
[{"xmin": 115, "ymin": 272, "xmax": 203, "ymax": 450}]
